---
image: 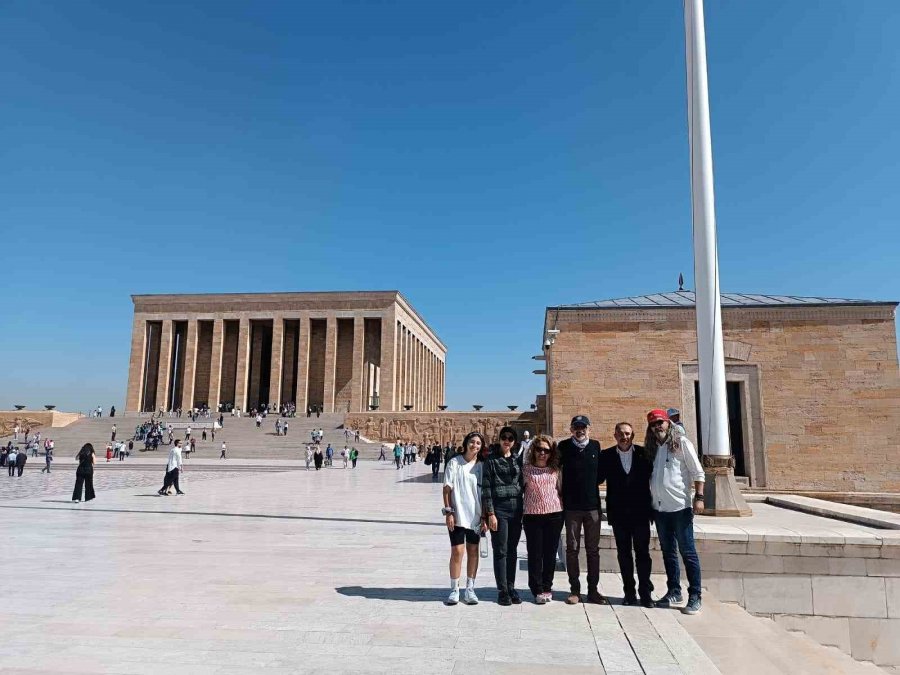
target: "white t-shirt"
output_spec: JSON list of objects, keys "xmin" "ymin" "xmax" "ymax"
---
[{"xmin": 443, "ymin": 455, "xmax": 483, "ymax": 530}]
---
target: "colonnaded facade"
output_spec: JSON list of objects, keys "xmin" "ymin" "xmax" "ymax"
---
[
  {"xmin": 541, "ymin": 291, "xmax": 900, "ymax": 493},
  {"xmin": 125, "ymin": 291, "xmax": 446, "ymax": 414}
]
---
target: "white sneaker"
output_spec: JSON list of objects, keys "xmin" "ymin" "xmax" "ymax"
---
[
  {"xmin": 446, "ymin": 588, "xmax": 459, "ymax": 605},
  {"xmin": 463, "ymin": 588, "xmax": 479, "ymax": 605}
]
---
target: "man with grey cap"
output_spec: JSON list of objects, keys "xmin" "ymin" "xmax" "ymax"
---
[
  {"xmin": 559, "ymin": 414, "xmax": 606, "ymax": 605},
  {"xmin": 667, "ymin": 408, "xmax": 686, "ymax": 434}
]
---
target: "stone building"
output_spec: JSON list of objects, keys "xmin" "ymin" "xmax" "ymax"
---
[
  {"xmin": 125, "ymin": 291, "xmax": 446, "ymax": 414},
  {"xmin": 542, "ymin": 291, "xmax": 900, "ymax": 492}
]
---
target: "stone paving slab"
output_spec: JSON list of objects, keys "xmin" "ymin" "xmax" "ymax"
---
[{"xmin": 0, "ymin": 459, "xmax": 885, "ymax": 673}]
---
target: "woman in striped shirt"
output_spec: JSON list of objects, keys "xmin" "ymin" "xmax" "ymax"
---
[{"xmin": 522, "ymin": 435, "xmax": 564, "ymax": 604}]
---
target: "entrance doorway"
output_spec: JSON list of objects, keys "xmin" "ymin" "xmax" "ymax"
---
[{"xmin": 693, "ymin": 380, "xmax": 746, "ymax": 478}]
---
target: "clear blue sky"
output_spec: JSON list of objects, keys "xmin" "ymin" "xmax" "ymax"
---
[{"xmin": 2, "ymin": 1, "xmax": 898, "ymax": 413}]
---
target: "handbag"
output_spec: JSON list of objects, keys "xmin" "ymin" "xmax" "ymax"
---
[{"xmin": 424, "ymin": 454, "xmax": 433, "ymax": 466}]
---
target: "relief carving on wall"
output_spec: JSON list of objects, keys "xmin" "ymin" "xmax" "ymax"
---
[{"xmin": 346, "ymin": 413, "xmax": 538, "ymax": 447}]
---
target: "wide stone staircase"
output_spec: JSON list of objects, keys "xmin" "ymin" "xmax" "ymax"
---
[{"xmin": 3, "ymin": 412, "xmax": 383, "ymax": 461}]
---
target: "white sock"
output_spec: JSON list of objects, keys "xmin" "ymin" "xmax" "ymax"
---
[
  {"xmin": 466, "ymin": 577, "xmax": 476, "ymax": 590},
  {"xmin": 450, "ymin": 578, "xmax": 460, "ymax": 590}
]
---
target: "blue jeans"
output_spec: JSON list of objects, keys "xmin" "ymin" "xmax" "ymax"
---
[{"xmin": 653, "ymin": 508, "xmax": 701, "ymax": 597}]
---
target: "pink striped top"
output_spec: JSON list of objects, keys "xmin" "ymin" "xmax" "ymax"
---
[{"xmin": 523, "ymin": 465, "xmax": 563, "ymax": 515}]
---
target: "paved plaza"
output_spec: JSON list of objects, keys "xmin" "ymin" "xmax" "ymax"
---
[{"xmin": 0, "ymin": 457, "xmax": 885, "ymax": 674}]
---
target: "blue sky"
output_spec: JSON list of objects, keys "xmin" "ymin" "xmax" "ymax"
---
[{"xmin": 1, "ymin": 1, "xmax": 898, "ymax": 413}]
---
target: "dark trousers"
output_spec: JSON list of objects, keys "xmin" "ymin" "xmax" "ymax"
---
[
  {"xmin": 16, "ymin": 464, "xmax": 24, "ymax": 477},
  {"xmin": 431, "ymin": 460, "xmax": 440, "ymax": 476},
  {"xmin": 489, "ymin": 503, "xmax": 523, "ymax": 592},
  {"xmin": 8, "ymin": 464, "xmax": 14, "ymax": 476},
  {"xmin": 523, "ymin": 511, "xmax": 565, "ymax": 597},
  {"xmin": 72, "ymin": 470, "xmax": 95, "ymax": 501},
  {"xmin": 351, "ymin": 459, "xmax": 357, "ymax": 468},
  {"xmin": 611, "ymin": 516, "xmax": 654, "ymax": 599},
  {"xmin": 653, "ymin": 508, "xmax": 701, "ymax": 597},
  {"xmin": 161, "ymin": 468, "xmax": 181, "ymax": 493},
  {"xmin": 564, "ymin": 509, "xmax": 601, "ymax": 594},
  {"xmin": 395, "ymin": 456, "xmax": 401, "ymax": 469}
]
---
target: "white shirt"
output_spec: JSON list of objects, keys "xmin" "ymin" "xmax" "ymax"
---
[
  {"xmin": 617, "ymin": 446, "xmax": 633, "ymax": 474},
  {"xmin": 443, "ymin": 455, "xmax": 483, "ymax": 530},
  {"xmin": 167, "ymin": 446, "xmax": 183, "ymax": 472},
  {"xmin": 650, "ymin": 435, "xmax": 705, "ymax": 513}
]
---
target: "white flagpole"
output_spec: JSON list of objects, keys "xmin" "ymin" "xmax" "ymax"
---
[{"xmin": 684, "ymin": 0, "xmax": 750, "ymax": 514}]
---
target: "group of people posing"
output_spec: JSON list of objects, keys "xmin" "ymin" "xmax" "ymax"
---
[{"xmin": 441, "ymin": 409, "xmax": 704, "ymax": 615}]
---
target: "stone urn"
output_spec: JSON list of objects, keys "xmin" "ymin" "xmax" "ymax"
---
[
  {"xmin": 472, "ymin": 405, "xmax": 483, "ymax": 411},
  {"xmin": 44, "ymin": 405, "xmax": 56, "ymax": 411},
  {"xmin": 438, "ymin": 405, "xmax": 448, "ymax": 411},
  {"xmin": 507, "ymin": 405, "xmax": 518, "ymax": 411},
  {"xmin": 403, "ymin": 404, "xmax": 413, "ymax": 411},
  {"xmin": 14, "ymin": 405, "xmax": 26, "ymax": 410}
]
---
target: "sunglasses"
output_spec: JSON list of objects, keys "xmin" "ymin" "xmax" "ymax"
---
[
  {"xmin": 535, "ymin": 447, "xmax": 551, "ymax": 454},
  {"xmin": 499, "ymin": 434, "xmax": 515, "ymax": 441}
]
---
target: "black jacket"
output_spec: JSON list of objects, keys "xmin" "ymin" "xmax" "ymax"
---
[
  {"xmin": 558, "ymin": 438, "xmax": 603, "ymax": 512},
  {"xmin": 482, "ymin": 449, "xmax": 524, "ymax": 514},
  {"xmin": 598, "ymin": 444, "xmax": 652, "ymax": 524}
]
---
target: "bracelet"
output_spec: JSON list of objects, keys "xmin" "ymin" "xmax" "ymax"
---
[{"xmin": 694, "ymin": 496, "xmax": 705, "ymax": 502}]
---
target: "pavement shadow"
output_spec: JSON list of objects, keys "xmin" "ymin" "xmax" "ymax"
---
[
  {"xmin": 336, "ymin": 586, "xmax": 488, "ymax": 603},
  {"xmin": 397, "ymin": 473, "xmax": 444, "ymax": 484}
]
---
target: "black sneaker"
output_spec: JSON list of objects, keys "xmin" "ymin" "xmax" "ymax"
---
[
  {"xmin": 176, "ymin": 491, "xmax": 185, "ymax": 495},
  {"xmin": 622, "ymin": 594, "xmax": 639, "ymax": 606},
  {"xmin": 641, "ymin": 596, "xmax": 655, "ymax": 609},
  {"xmin": 497, "ymin": 591, "xmax": 512, "ymax": 606},
  {"xmin": 508, "ymin": 589, "xmax": 522, "ymax": 605},
  {"xmin": 682, "ymin": 595, "xmax": 701, "ymax": 615},
  {"xmin": 655, "ymin": 590, "xmax": 683, "ymax": 608}
]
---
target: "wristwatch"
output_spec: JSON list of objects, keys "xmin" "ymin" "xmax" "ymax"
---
[
  {"xmin": 693, "ymin": 495, "xmax": 705, "ymax": 502},
  {"xmin": 441, "ymin": 507, "xmax": 454, "ymax": 516}
]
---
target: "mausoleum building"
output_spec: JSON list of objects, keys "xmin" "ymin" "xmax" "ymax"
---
[
  {"xmin": 542, "ymin": 291, "xmax": 900, "ymax": 493},
  {"xmin": 125, "ymin": 291, "xmax": 445, "ymax": 415}
]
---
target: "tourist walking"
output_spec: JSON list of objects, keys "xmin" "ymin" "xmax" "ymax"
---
[
  {"xmin": 378, "ymin": 445, "xmax": 387, "ymax": 462},
  {"xmin": 42, "ymin": 443, "xmax": 54, "ymax": 473},
  {"xmin": 393, "ymin": 441, "xmax": 403, "ymax": 469},
  {"xmin": 325, "ymin": 444, "xmax": 334, "ymax": 467},
  {"xmin": 518, "ymin": 430, "xmax": 533, "ymax": 458},
  {"xmin": 220, "ymin": 441, "xmax": 227, "ymax": 459},
  {"xmin": 645, "ymin": 409, "xmax": 705, "ymax": 615},
  {"xmin": 314, "ymin": 446, "xmax": 323, "ymax": 470},
  {"xmin": 72, "ymin": 443, "xmax": 96, "ymax": 502},
  {"xmin": 111, "ymin": 424, "xmax": 117, "ymax": 442},
  {"xmin": 442, "ymin": 431, "xmax": 485, "ymax": 606},
  {"xmin": 341, "ymin": 446, "xmax": 349, "ymax": 469},
  {"xmin": 106, "ymin": 443, "xmax": 113, "ymax": 462},
  {"xmin": 350, "ymin": 447, "xmax": 359, "ymax": 468},
  {"xmin": 158, "ymin": 439, "xmax": 185, "ymax": 496},
  {"xmin": 599, "ymin": 422, "xmax": 654, "ymax": 607},
  {"xmin": 275, "ymin": 419, "xmax": 282, "ymax": 436},
  {"xmin": 560, "ymin": 415, "xmax": 606, "ymax": 605},
  {"xmin": 522, "ymin": 435, "xmax": 565, "ymax": 604},
  {"xmin": 8, "ymin": 448, "xmax": 19, "ymax": 476},
  {"xmin": 15, "ymin": 448, "xmax": 27, "ymax": 476},
  {"xmin": 306, "ymin": 445, "xmax": 313, "ymax": 470},
  {"xmin": 428, "ymin": 444, "xmax": 442, "ymax": 478},
  {"xmin": 283, "ymin": 421, "xmax": 289, "ymax": 437},
  {"xmin": 483, "ymin": 427, "xmax": 524, "ymax": 605}
]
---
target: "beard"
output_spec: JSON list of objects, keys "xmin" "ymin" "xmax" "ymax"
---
[{"xmin": 654, "ymin": 429, "xmax": 668, "ymax": 443}]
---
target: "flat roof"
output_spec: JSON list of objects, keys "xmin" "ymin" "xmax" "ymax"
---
[{"xmin": 549, "ymin": 291, "xmax": 898, "ymax": 310}]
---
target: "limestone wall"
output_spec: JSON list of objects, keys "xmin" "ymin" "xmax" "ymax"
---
[
  {"xmin": 0, "ymin": 411, "xmax": 83, "ymax": 437},
  {"xmin": 343, "ymin": 411, "xmax": 541, "ymax": 447},
  {"xmin": 547, "ymin": 304, "xmax": 900, "ymax": 492}
]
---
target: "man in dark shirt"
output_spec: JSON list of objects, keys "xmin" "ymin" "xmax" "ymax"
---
[
  {"xmin": 559, "ymin": 415, "xmax": 605, "ymax": 605},
  {"xmin": 599, "ymin": 422, "xmax": 654, "ymax": 607}
]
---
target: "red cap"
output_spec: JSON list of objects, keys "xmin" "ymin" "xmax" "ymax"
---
[{"xmin": 646, "ymin": 409, "xmax": 670, "ymax": 424}]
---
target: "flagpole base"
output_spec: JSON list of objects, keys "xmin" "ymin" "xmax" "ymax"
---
[{"xmin": 702, "ymin": 455, "xmax": 752, "ymax": 517}]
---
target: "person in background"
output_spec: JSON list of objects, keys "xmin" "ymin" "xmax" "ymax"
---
[
  {"xmin": 72, "ymin": 443, "xmax": 96, "ymax": 502},
  {"xmin": 429, "ymin": 443, "xmax": 442, "ymax": 479},
  {"xmin": 42, "ymin": 441, "xmax": 54, "ymax": 473},
  {"xmin": 667, "ymin": 408, "xmax": 686, "ymax": 434},
  {"xmin": 350, "ymin": 447, "xmax": 359, "ymax": 468}
]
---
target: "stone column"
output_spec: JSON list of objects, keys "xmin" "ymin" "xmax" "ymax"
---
[
  {"xmin": 233, "ymin": 317, "xmax": 251, "ymax": 413},
  {"xmin": 296, "ymin": 315, "xmax": 310, "ymax": 414},
  {"xmin": 155, "ymin": 319, "xmax": 174, "ymax": 412},
  {"xmin": 323, "ymin": 315, "xmax": 337, "ymax": 413},
  {"xmin": 125, "ymin": 316, "xmax": 146, "ymax": 412},
  {"xmin": 181, "ymin": 319, "xmax": 198, "ymax": 410},
  {"xmin": 269, "ymin": 316, "xmax": 284, "ymax": 409},
  {"xmin": 379, "ymin": 310, "xmax": 396, "ymax": 411},
  {"xmin": 397, "ymin": 326, "xmax": 405, "ymax": 408},
  {"xmin": 208, "ymin": 319, "xmax": 224, "ymax": 412},
  {"xmin": 350, "ymin": 317, "xmax": 365, "ymax": 412}
]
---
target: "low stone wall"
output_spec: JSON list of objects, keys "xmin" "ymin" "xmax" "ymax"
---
[
  {"xmin": 0, "ymin": 410, "xmax": 82, "ymax": 437},
  {"xmin": 343, "ymin": 411, "xmax": 540, "ymax": 447}
]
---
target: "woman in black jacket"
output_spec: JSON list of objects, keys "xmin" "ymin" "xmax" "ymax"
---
[
  {"xmin": 483, "ymin": 426, "xmax": 524, "ymax": 605},
  {"xmin": 72, "ymin": 443, "xmax": 96, "ymax": 503}
]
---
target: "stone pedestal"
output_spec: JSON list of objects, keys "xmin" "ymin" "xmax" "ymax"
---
[{"xmin": 702, "ymin": 455, "xmax": 752, "ymax": 517}]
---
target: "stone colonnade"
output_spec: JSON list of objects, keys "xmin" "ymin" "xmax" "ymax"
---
[{"xmin": 125, "ymin": 292, "xmax": 446, "ymax": 414}]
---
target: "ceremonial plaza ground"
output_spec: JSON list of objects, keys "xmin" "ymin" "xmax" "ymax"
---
[{"xmin": 1, "ymin": 417, "xmax": 891, "ymax": 674}]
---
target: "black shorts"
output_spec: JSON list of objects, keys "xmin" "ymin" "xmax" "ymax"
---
[{"xmin": 448, "ymin": 527, "xmax": 479, "ymax": 546}]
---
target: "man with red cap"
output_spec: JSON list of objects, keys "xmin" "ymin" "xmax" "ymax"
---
[{"xmin": 644, "ymin": 408, "xmax": 705, "ymax": 615}]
